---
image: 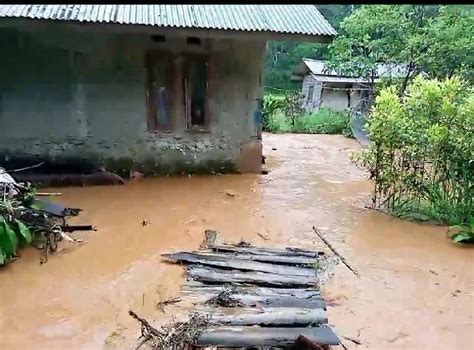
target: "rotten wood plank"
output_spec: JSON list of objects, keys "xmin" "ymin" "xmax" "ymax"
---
[
  {"xmin": 199, "ymin": 307, "xmax": 327, "ymax": 326},
  {"xmin": 181, "ymin": 283, "xmax": 321, "ymax": 298},
  {"xmin": 196, "ymin": 326, "xmax": 340, "ymax": 347},
  {"xmin": 210, "ymin": 244, "xmax": 323, "ymax": 258},
  {"xmin": 162, "ymin": 252, "xmax": 316, "ymax": 277},
  {"xmin": 216, "ymin": 294, "xmax": 326, "ymax": 309},
  {"xmin": 195, "ymin": 251, "xmax": 319, "ymax": 266},
  {"xmin": 187, "ymin": 266, "xmax": 318, "ymax": 288}
]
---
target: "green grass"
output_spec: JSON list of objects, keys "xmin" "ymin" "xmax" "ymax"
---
[
  {"xmin": 294, "ymin": 108, "xmax": 349, "ymax": 134},
  {"xmin": 265, "ymin": 110, "xmax": 292, "ymax": 133},
  {"xmin": 265, "ymin": 108, "xmax": 353, "ymax": 136}
]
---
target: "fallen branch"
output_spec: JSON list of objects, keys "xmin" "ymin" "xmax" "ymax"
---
[
  {"xmin": 343, "ymin": 335, "xmax": 362, "ymax": 345},
  {"xmin": 128, "ymin": 310, "xmax": 162, "ymax": 338},
  {"xmin": 129, "ymin": 310, "xmax": 208, "ymax": 349},
  {"xmin": 312, "ymin": 227, "xmax": 360, "ymax": 277},
  {"xmin": 1, "ymin": 161, "xmax": 45, "ymax": 173},
  {"xmin": 257, "ymin": 233, "xmax": 270, "ymax": 240},
  {"xmin": 36, "ymin": 192, "xmax": 62, "ymax": 197},
  {"xmin": 156, "ymin": 297, "xmax": 182, "ymax": 313}
]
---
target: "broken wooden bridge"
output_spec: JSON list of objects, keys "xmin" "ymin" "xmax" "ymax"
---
[{"xmin": 159, "ymin": 239, "xmax": 342, "ymax": 349}]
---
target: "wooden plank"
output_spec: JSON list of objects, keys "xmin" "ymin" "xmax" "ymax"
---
[
  {"xmin": 196, "ymin": 326, "xmax": 340, "ymax": 347},
  {"xmin": 162, "ymin": 252, "xmax": 316, "ymax": 277},
  {"xmin": 195, "ymin": 251, "xmax": 319, "ymax": 266},
  {"xmin": 187, "ymin": 266, "xmax": 317, "ymax": 288},
  {"xmin": 210, "ymin": 244, "xmax": 323, "ymax": 258},
  {"xmin": 200, "ymin": 307, "xmax": 327, "ymax": 326},
  {"xmin": 181, "ymin": 291, "xmax": 325, "ymax": 309},
  {"xmin": 181, "ymin": 283, "xmax": 321, "ymax": 298},
  {"xmin": 187, "ymin": 292, "xmax": 325, "ymax": 309},
  {"xmin": 222, "ymin": 294, "xmax": 326, "ymax": 309}
]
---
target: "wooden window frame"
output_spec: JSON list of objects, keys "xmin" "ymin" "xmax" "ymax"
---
[
  {"xmin": 307, "ymin": 85, "xmax": 314, "ymax": 103},
  {"xmin": 145, "ymin": 50, "xmax": 174, "ymax": 132},
  {"xmin": 183, "ymin": 53, "xmax": 211, "ymax": 132}
]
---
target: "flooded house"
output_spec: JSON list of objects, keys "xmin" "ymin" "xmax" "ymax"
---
[
  {"xmin": 291, "ymin": 58, "xmax": 405, "ymax": 112},
  {"xmin": 0, "ymin": 5, "xmax": 336, "ymax": 179}
]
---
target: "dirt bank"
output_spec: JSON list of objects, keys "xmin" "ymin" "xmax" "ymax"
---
[{"xmin": 0, "ymin": 132, "xmax": 472, "ymax": 349}]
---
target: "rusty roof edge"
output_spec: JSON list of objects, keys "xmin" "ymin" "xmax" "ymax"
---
[
  {"xmin": 0, "ymin": 5, "xmax": 337, "ymax": 37},
  {"xmin": 0, "ymin": 16, "xmax": 335, "ymax": 43}
]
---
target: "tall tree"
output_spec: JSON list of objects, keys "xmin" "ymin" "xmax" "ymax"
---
[
  {"xmin": 325, "ymin": 6, "xmax": 410, "ymax": 100},
  {"xmin": 263, "ymin": 5, "xmax": 356, "ymax": 90},
  {"xmin": 326, "ymin": 5, "xmax": 473, "ymax": 97},
  {"xmin": 423, "ymin": 6, "xmax": 474, "ymax": 82}
]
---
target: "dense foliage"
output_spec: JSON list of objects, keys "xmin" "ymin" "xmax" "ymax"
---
[
  {"xmin": 326, "ymin": 5, "xmax": 473, "ymax": 97},
  {"xmin": 355, "ymin": 77, "xmax": 473, "ymax": 242},
  {"xmin": 0, "ymin": 184, "xmax": 35, "ymax": 264},
  {"xmin": 264, "ymin": 5, "xmax": 473, "ymax": 99},
  {"xmin": 262, "ymin": 94, "xmax": 350, "ymax": 136},
  {"xmin": 263, "ymin": 5, "xmax": 358, "ymax": 90}
]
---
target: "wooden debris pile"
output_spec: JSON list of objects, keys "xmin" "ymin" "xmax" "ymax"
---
[
  {"xmin": 131, "ymin": 235, "xmax": 342, "ymax": 349},
  {"xmin": 1, "ymin": 167, "xmax": 94, "ymax": 265}
]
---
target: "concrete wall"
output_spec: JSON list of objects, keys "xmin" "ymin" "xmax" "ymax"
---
[{"xmin": 0, "ymin": 23, "xmax": 265, "ymax": 176}]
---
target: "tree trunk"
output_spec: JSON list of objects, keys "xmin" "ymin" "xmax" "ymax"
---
[{"xmin": 400, "ymin": 63, "xmax": 415, "ymax": 97}]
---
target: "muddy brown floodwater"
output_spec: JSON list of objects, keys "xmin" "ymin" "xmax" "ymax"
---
[{"xmin": 0, "ymin": 132, "xmax": 473, "ymax": 349}]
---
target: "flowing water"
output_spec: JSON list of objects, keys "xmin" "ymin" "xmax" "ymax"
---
[{"xmin": 0, "ymin": 133, "xmax": 473, "ymax": 349}]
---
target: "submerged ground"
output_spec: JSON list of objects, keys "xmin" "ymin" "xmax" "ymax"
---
[{"xmin": 0, "ymin": 132, "xmax": 472, "ymax": 349}]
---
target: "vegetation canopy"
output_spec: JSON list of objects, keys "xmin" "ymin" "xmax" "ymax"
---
[{"xmin": 354, "ymin": 76, "xmax": 473, "ymax": 243}]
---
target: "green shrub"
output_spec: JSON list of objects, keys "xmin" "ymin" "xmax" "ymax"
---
[
  {"xmin": 262, "ymin": 94, "xmax": 284, "ymax": 131},
  {"xmin": 355, "ymin": 76, "xmax": 473, "ymax": 241},
  {"xmin": 448, "ymin": 220, "xmax": 474, "ymax": 244},
  {"xmin": 265, "ymin": 110, "xmax": 292, "ymax": 133},
  {"xmin": 293, "ymin": 108, "xmax": 349, "ymax": 134}
]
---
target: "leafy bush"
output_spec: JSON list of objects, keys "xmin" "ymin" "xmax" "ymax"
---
[
  {"xmin": 265, "ymin": 111, "xmax": 292, "ymax": 133},
  {"xmin": 354, "ymin": 76, "xmax": 473, "ymax": 241},
  {"xmin": 262, "ymin": 94, "xmax": 284, "ymax": 131},
  {"xmin": 448, "ymin": 220, "xmax": 474, "ymax": 244},
  {"xmin": 262, "ymin": 94, "xmax": 353, "ymax": 136},
  {"xmin": 293, "ymin": 108, "xmax": 349, "ymax": 134},
  {"xmin": 282, "ymin": 91, "xmax": 304, "ymax": 128},
  {"xmin": 0, "ymin": 213, "xmax": 32, "ymax": 265}
]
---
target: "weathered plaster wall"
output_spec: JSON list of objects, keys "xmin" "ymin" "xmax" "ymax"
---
[
  {"xmin": 301, "ymin": 75, "xmax": 322, "ymax": 112},
  {"xmin": 0, "ymin": 24, "xmax": 264, "ymax": 176},
  {"xmin": 320, "ymin": 88, "xmax": 350, "ymax": 111},
  {"xmin": 300, "ymin": 74, "xmax": 364, "ymax": 113},
  {"xmin": 320, "ymin": 84, "xmax": 363, "ymax": 111}
]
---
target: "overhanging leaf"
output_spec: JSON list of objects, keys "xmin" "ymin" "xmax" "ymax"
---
[
  {"xmin": 15, "ymin": 219, "xmax": 32, "ymax": 244},
  {"xmin": 0, "ymin": 216, "xmax": 19, "ymax": 255},
  {"xmin": 451, "ymin": 232, "xmax": 474, "ymax": 244},
  {"xmin": 0, "ymin": 249, "xmax": 7, "ymax": 265}
]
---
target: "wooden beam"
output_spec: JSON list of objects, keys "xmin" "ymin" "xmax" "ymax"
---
[
  {"xmin": 194, "ymin": 251, "xmax": 320, "ymax": 266},
  {"xmin": 196, "ymin": 326, "xmax": 340, "ymax": 347},
  {"xmin": 210, "ymin": 294, "xmax": 326, "ymax": 309},
  {"xmin": 199, "ymin": 307, "xmax": 327, "ymax": 327},
  {"xmin": 209, "ymin": 245, "xmax": 324, "ymax": 258},
  {"xmin": 187, "ymin": 266, "xmax": 318, "ymax": 287},
  {"xmin": 162, "ymin": 252, "xmax": 316, "ymax": 277},
  {"xmin": 181, "ymin": 283, "xmax": 321, "ymax": 298}
]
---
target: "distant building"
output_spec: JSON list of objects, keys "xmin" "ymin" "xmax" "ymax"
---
[{"xmin": 291, "ymin": 58, "xmax": 405, "ymax": 112}]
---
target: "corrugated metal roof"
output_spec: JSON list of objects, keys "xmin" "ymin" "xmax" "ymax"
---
[
  {"xmin": 0, "ymin": 5, "xmax": 337, "ymax": 36},
  {"xmin": 294, "ymin": 58, "xmax": 406, "ymax": 80}
]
